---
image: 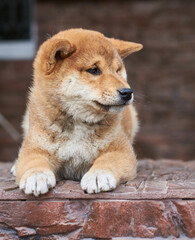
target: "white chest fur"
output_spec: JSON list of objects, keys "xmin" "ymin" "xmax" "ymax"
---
[
  {"xmin": 58, "ymin": 123, "xmax": 117, "ymax": 180},
  {"xmin": 57, "ymin": 124, "xmax": 103, "ymax": 163},
  {"xmin": 34, "ymin": 120, "xmax": 117, "ymax": 180}
]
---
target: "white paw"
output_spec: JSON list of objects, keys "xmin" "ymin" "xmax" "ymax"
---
[
  {"xmin": 11, "ymin": 164, "xmax": 16, "ymax": 176},
  {"xmin": 19, "ymin": 170, "xmax": 56, "ymax": 197},
  {"xmin": 81, "ymin": 170, "xmax": 117, "ymax": 194}
]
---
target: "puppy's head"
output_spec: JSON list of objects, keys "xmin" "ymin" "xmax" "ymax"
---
[{"xmin": 33, "ymin": 29, "xmax": 143, "ymax": 123}]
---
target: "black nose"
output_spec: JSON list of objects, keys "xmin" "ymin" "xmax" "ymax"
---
[{"xmin": 118, "ymin": 88, "xmax": 133, "ymax": 102}]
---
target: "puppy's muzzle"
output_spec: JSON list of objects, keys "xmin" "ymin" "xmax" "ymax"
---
[{"xmin": 118, "ymin": 88, "xmax": 133, "ymax": 103}]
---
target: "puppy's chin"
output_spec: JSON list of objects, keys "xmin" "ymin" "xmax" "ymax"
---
[
  {"xmin": 93, "ymin": 96, "xmax": 134, "ymax": 114},
  {"xmin": 108, "ymin": 105, "xmax": 126, "ymax": 113},
  {"xmin": 92, "ymin": 101, "xmax": 127, "ymax": 114}
]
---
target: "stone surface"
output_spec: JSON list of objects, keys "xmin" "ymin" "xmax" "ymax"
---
[
  {"xmin": 83, "ymin": 200, "xmax": 190, "ymax": 238},
  {"xmin": 0, "ymin": 0, "xmax": 195, "ymax": 163},
  {"xmin": 0, "ymin": 160, "xmax": 194, "ymax": 239},
  {"xmin": 0, "ymin": 201, "xmax": 89, "ymax": 236},
  {"xmin": 0, "ymin": 223, "xmax": 18, "ymax": 240},
  {"xmin": 174, "ymin": 201, "xmax": 195, "ymax": 238},
  {"xmin": 0, "ymin": 160, "xmax": 194, "ymax": 200},
  {"xmin": 14, "ymin": 227, "xmax": 36, "ymax": 237}
]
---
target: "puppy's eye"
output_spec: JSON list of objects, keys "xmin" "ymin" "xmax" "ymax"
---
[
  {"xmin": 116, "ymin": 68, "xmax": 121, "ymax": 73},
  {"xmin": 86, "ymin": 67, "xmax": 101, "ymax": 76}
]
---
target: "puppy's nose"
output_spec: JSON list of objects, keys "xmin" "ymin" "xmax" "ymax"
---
[{"xmin": 118, "ymin": 88, "xmax": 133, "ymax": 102}]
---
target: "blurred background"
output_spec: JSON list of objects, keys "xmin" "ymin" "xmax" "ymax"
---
[{"xmin": 0, "ymin": 0, "xmax": 194, "ymax": 163}]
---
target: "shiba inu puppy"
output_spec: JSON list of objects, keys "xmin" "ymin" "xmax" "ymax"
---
[{"xmin": 11, "ymin": 28, "xmax": 143, "ymax": 196}]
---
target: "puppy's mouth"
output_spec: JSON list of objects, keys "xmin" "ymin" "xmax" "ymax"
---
[{"xmin": 93, "ymin": 101, "xmax": 126, "ymax": 111}]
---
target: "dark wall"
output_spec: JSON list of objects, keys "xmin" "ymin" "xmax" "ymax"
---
[{"xmin": 0, "ymin": 0, "xmax": 194, "ymax": 162}]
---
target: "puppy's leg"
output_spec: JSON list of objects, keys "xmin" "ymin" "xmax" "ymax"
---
[
  {"xmin": 81, "ymin": 137, "xmax": 137, "ymax": 193},
  {"xmin": 16, "ymin": 147, "xmax": 56, "ymax": 196}
]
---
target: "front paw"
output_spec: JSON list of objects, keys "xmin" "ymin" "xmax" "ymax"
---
[
  {"xmin": 19, "ymin": 169, "xmax": 56, "ymax": 196},
  {"xmin": 81, "ymin": 170, "xmax": 117, "ymax": 194}
]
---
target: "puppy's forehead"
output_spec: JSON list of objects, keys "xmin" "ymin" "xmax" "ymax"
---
[
  {"xmin": 76, "ymin": 35, "xmax": 115, "ymax": 63},
  {"xmin": 56, "ymin": 29, "xmax": 118, "ymax": 64}
]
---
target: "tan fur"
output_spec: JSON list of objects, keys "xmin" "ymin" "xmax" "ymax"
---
[{"xmin": 13, "ymin": 28, "xmax": 143, "ymax": 196}]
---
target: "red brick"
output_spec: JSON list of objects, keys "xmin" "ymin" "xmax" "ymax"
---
[
  {"xmin": 174, "ymin": 201, "xmax": 195, "ymax": 238},
  {"xmin": 83, "ymin": 200, "xmax": 184, "ymax": 238},
  {"xmin": 0, "ymin": 201, "xmax": 89, "ymax": 236}
]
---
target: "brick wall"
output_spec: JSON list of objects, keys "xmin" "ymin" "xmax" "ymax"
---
[{"xmin": 0, "ymin": 0, "xmax": 194, "ymax": 162}]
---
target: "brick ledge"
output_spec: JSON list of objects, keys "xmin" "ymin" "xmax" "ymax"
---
[
  {"xmin": 0, "ymin": 159, "xmax": 194, "ymax": 201},
  {"xmin": 0, "ymin": 159, "xmax": 194, "ymax": 239}
]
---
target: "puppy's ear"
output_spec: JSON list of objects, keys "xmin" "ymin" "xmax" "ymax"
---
[
  {"xmin": 36, "ymin": 38, "xmax": 76, "ymax": 75},
  {"xmin": 109, "ymin": 38, "xmax": 143, "ymax": 59}
]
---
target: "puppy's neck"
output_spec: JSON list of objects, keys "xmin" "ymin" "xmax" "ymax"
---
[{"xmin": 30, "ymin": 89, "xmax": 119, "ymax": 133}]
